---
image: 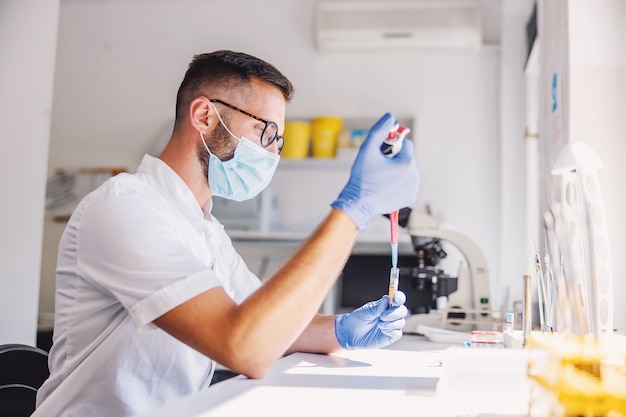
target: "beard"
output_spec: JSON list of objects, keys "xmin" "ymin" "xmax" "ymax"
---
[{"xmin": 197, "ymin": 117, "xmax": 237, "ymax": 177}]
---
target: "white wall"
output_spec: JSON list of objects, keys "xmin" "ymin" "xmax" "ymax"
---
[
  {"xmin": 0, "ymin": 0, "xmax": 60, "ymax": 344},
  {"xmin": 567, "ymin": 0, "xmax": 626, "ymax": 332},
  {"xmin": 41, "ymin": 0, "xmax": 508, "ymax": 314},
  {"xmin": 498, "ymin": 0, "xmax": 536, "ymax": 311},
  {"xmin": 538, "ymin": 0, "xmax": 626, "ymax": 332}
]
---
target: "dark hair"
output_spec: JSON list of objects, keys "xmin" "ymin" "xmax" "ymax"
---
[{"xmin": 174, "ymin": 50, "xmax": 294, "ymax": 129}]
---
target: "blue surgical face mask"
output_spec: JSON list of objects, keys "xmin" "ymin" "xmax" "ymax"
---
[{"xmin": 200, "ymin": 105, "xmax": 280, "ymax": 202}]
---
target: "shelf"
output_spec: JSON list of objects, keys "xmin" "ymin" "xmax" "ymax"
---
[
  {"xmin": 227, "ymin": 227, "xmax": 412, "ymax": 246},
  {"xmin": 279, "ymin": 116, "xmax": 415, "ymax": 167},
  {"xmin": 278, "ymin": 148, "xmax": 358, "ymax": 169}
]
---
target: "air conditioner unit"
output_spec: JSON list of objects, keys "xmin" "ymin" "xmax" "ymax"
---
[{"xmin": 316, "ymin": 0, "xmax": 483, "ymax": 52}]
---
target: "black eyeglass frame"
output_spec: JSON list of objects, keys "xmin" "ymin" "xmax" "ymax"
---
[{"xmin": 209, "ymin": 98, "xmax": 284, "ymax": 154}]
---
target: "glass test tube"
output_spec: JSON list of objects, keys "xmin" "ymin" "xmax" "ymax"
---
[{"xmin": 388, "ymin": 267, "xmax": 399, "ymax": 308}]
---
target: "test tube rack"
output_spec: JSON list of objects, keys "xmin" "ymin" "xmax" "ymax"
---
[{"xmin": 526, "ymin": 333, "xmax": 626, "ymax": 417}]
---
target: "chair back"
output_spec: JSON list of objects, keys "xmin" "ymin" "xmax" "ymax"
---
[{"xmin": 0, "ymin": 344, "xmax": 50, "ymax": 417}]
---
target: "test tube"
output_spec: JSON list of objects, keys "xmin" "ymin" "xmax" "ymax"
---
[
  {"xmin": 388, "ymin": 267, "xmax": 399, "ymax": 308},
  {"xmin": 505, "ymin": 312, "xmax": 515, "ymax": 332}
]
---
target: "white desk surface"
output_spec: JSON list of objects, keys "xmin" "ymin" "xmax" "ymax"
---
[{"xmin": 137, "ymin": 335, "xmax": 529, "ymax": 417}]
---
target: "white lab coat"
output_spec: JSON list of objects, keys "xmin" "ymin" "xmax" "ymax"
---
[{"xmin": 33, "ymin": 154, "xmax": 261, "ymax": 417}]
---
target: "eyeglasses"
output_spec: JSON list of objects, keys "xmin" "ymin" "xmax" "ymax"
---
[{"xmin": 209, "ymin": 99, "xmax": 284, "ymax": 154}]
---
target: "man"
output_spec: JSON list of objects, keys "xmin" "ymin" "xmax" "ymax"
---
[{"xmin": 34, "ymin": 50, "xmax": 420, "ymax": 416}]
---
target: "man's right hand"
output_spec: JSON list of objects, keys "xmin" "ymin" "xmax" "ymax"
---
[{"xmin": 330, "ymin": 113, "xmax": 420, "ymax": 230}]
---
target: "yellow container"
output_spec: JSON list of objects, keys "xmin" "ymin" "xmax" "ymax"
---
[
  {"xmin": 526, "ymin": 333, "xmax": 626, "ymax": 417},
  {"xmin": 311, "ymin": 116, "xmax": 343, "ymax": 158},
  {"xmin": 281, "ymin": 121, "xmax": 311, "ymax": 158}
]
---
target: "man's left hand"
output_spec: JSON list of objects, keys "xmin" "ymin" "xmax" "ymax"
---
[{"xmin": 334, "ymin": 291, "xmax": 408, "ymax": 350}]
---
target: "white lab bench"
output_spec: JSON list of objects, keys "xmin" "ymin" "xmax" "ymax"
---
[{"xmin": 135, "ymin": 335, "xmax": 531, "ymax": 417}]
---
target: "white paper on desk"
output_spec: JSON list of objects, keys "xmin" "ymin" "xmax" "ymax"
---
[
  {"xmin": 211, "ymin": 350, "xmax": 449, "ymax": 417},
  {"xmin": 436, "ymin": 347, "xmax": 530, "ymax": 417},
  {"xmin": 208, "ymin": 384, "xmax": 447, "ymax": 417},
  {"xmin": 284, "ymin": 349, "xmax": 443, "ymax": 379}
]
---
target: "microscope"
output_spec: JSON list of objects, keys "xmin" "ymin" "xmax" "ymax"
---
[{"xmin": 398, "ymin": 208, "xmax": 493, "ymax": 331}]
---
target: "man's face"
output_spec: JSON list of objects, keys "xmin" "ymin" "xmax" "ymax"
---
[{"xmin": 197, "ymin": 79, "xmax": 287, "ymax": 177}]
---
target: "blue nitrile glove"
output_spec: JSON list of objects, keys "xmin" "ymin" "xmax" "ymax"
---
[
  {"xmin": 331, "ymin": 113, "xmax": 419, "ymax": 230},
  {"xmin": 334, "ymin": 291, "xmax": 408, "ymax": 350}
]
